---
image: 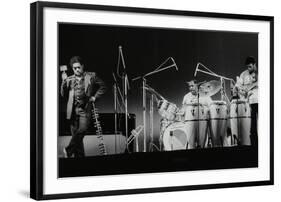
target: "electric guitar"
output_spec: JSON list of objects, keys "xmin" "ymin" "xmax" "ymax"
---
[{"xmin": 91, "ymin": 102, "xmax": 107, "ymax": 155}]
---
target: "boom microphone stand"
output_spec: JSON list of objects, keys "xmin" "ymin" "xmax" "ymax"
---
[
  {"xmin": 132, "ymin": 57, "xmax": 178, "ymax": 152},
  {"xmin": 194, "ymin": 62, "xmax": 235, "ymax": 147}
]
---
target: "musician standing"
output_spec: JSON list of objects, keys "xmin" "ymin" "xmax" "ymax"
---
[
  {"xmin": 238, "ymin": 56, "xmax": 258, "ymax": 146},
  {"xmin": 61, "ymin": 56, "xmax": 106, "ymax": 158}
]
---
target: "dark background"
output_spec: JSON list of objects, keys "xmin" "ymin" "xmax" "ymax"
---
[{"xmin": 58, "ymin": 23, "xmax": 258, "ymax": 151}]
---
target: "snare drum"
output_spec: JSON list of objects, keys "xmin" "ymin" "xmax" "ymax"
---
[
  {"xmin": 158, "ymin": 100, "xmax": 178, "ymax": 121},
  {"xmin": 183, "ymin": 103, "xmax": 209, "ymax": 148},
  {"xmin": 209, "ymin": 101, "xmax": 228, "ymax": 147},
  {"xmin": 229, "ymin": 100, "xmax": 251, "ymax": 145},
  {"xmin": 162, "ymin": 122, "xmax": 190, "ymax": 150}
]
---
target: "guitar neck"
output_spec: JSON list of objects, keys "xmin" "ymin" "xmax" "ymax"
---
[{"xmin": 91, "ymin": 103, "xmax": 107, "ymax": 155}]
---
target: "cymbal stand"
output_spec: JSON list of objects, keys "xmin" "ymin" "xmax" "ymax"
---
[
  {"xmin": 195, "ymin": 62, "xmax": 235, "ymax": 146},
  {"xmin": 132, "ymin": 57, "xmax": 178, "ymax": 152},
  {"xmin": 115, "ymin": 46, "xmax": 131, "ymax": 152},
  {"xmin": 112, "ymin": 73, "xmax": 126, "ymax": 153},
  {"xmin": 195, "ymin": 63, "xmax": 234, "ymax": 104}
]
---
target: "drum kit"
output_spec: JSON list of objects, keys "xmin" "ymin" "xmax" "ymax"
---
[
  {"xmin": 112, "ymin": 49, "xmax": 256, "ymax": 152},
  {"xmin": 157, "ymin": 63, "xmax": 254, "ymax": 151}
]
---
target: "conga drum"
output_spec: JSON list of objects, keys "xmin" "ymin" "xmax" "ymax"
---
[
  {"xmin": 229, "ymin": 100, "xmax": 251, "ymax": 145},
  {"xmin": 183, "ymin": 103, "xmax": 209, "ymax": 148},
  {"xmin": 209, "ymin": 101, "xmax": 228, "ymax": 147}
]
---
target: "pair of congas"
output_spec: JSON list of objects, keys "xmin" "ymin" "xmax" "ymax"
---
[{"xmin": 160, "ymin": 100, "xmax": 251, "ymax": 151}]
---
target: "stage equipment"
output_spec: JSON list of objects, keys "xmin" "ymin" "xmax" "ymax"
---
[
  {"xmin": 209, "ymin": 101, "xmax": 228, "ymax": 147},
  {"xmin": 194, "ymin": 62, "xmax": 234, "ymax": 103},
  {"xmin": 229, "ymin": 100, "xmax": 251, "ymax": 145},
  {"xmin": 132, "ymin": 57, "xmax": 178, "ymax": 152},
  {"xmin": 114, "ymin": 46, "xmax": 131, "ymax": 152}
]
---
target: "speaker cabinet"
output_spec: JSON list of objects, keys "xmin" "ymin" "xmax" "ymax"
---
[{"xmin": 58, "ymin": 134, "xmax": 126, "ymax": 157}]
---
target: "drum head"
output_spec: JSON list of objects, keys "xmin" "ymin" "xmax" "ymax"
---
[{"xmin": 162, "ymin": 123, "xmax": 188, "ymax": 151}]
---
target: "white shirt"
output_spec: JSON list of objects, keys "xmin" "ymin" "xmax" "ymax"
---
[
  {"xmin": 182, "ymin": 92, "xmax": 212, "ymax": 106},
  {"xmin": 239, "ymin": 70, "xmax": 253, "ymax": 85},
  {"xmin": 238, "ymin": 70, "xmax": 258, "ymax": 104}
]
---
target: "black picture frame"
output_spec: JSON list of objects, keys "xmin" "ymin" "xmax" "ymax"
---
[{"xmin": 30, "ymin": 1, "xmax": 274, "ymax": 200}]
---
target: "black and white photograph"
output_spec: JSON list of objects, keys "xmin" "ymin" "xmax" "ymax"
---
[
  {"xmin": 58, "ymin": 23, "xmax": 259, "ymax": 177},
  {"xmin": 29, "ymin": 1, "xmax": 274, "ymax": 200}
]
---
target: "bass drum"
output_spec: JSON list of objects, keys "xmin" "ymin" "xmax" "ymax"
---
[{"xmin": 162, "ymin": 122, "xmax": 191, "ymax": 151}]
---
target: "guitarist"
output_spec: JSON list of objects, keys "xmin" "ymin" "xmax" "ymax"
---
[
  {"xmin": 61, "ymin": 56, "xmax": 106, "ymax": 158},
  {"xmin": 236, "ymin": 56, "xmax": 258, "ymax": 147}
]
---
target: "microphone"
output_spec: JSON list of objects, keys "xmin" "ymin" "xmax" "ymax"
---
[
  {"xmin": 194, "ymin": 63, "xmax": 199, "ymax": 77},
  {"xmin": 171, "ymin": 57, "xmax": 178, "ymax": 71}
]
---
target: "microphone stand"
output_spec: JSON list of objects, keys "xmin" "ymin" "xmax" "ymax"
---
[
  {"xmin": 112, "ymin": 73, "xmax": 126, "ymax": 154},
  {"xmin": 194, "ymin": 62, "xmax": 234, "ymax": 147},
  {"xmin": 113, "ymin": 83, "xmax": 117, "ymax": 154},
  {"xmin": 132, "ymin": 57, "xmax": 178, "ymax": 152},
  {"xmin": 196, "ymin": 82, "xmax": 206, "ymax": 148},
  {"xmin": 119, "ymin": 46, "xmax": 131, "ymax": 153}
]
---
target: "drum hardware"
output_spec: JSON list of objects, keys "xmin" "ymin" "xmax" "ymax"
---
[
  {"xmin": 194, "ymin": 62, "xmax": 234, "ymax": 104},
  {"xmin": 207, "ymin": 136, "xmax": 212, "ymax": 148},
  {"xmin": 113, "ymin": 46, "xmax": 131, "ymax": 153},
  {"xmin": 132, "ymin": 57, "xmax": 178, "ymax": 152},
  {"xmin": 233, "ymin": 134, "xmax": 239, "ymax": 145},
  {"xmin": 149, "ymin": 94, "xmax": 157, "ymax": 152},
  {"xmin": 127, "ymin": 125, "xmax": 143, "ymax": 152},
  {"xmin": 170, "ymin": 131, "xmax": 174, "ymax": 150},
  {"xmin": 199, "ymin": 80, "xmax": 221, "ymax": 97},
  {"xmin": 216, "ymin": 108, "xmax": 220, "ymax": 114}
]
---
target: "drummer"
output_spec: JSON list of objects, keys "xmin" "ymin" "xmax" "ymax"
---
[{"xmin": 182, "ymin": 79, "xmax": 212, "ymax": 106}]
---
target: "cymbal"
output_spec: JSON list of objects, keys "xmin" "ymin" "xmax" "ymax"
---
[{"xmin": 199, "ymin": 80, "xmax": 221, "ymax": 97}]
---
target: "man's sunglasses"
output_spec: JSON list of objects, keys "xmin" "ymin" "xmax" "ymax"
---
[{"xmin": 73, "ymin": 66, "xmax": 82, "ymax": 70}]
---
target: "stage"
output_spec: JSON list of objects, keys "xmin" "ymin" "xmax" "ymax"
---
[{"xmin": 59, "ymin": 145, "xmax": 258, "ymax": 178}]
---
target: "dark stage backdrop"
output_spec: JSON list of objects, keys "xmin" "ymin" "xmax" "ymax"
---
[{"xmin": 58, "ymin": 23, "xmax": 258, "ymax": 151}]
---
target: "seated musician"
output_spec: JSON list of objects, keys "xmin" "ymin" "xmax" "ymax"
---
[{"xmin": 236, "ymin": 56, "xmax": 258, "ymax": 146}]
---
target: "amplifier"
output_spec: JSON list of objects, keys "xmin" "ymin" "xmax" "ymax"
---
[{"xmin": 58, "ymin": 134, "xmax": 127, "ymax": 157}]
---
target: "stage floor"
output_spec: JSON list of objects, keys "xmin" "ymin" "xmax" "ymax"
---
[{"xmin": 59, "ymin": 145, "xmax": 258, "ymax": 178}]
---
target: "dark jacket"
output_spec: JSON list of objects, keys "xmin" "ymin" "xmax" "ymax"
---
[{"xmin": 61, "ymin": 72, "xmax": 106, "ymax": 119}]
